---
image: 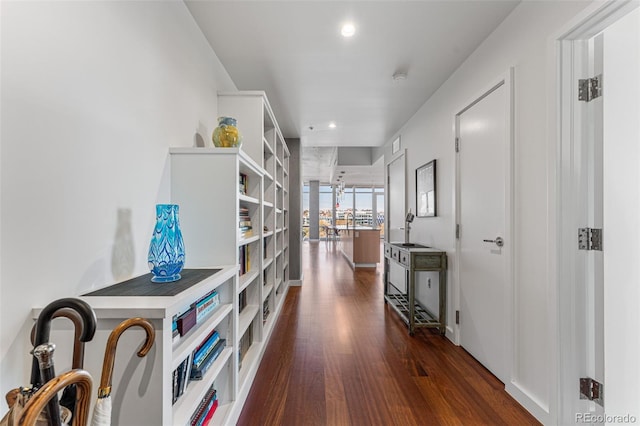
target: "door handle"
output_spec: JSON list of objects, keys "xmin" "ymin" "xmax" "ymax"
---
[{"xmin": 483, "ymin": 237, "xmax": 504, "ymax": 247}]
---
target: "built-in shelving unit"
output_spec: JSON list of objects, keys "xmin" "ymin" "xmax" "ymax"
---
[
  {"xmin": 37, "ymin": 92, "xmax": 290, "ymax": 426},
  {"xmin": 217, "ymin": 91, "xmax": 290, "ymax": 339}
]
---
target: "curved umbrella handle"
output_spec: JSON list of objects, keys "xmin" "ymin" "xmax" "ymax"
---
[
  {"xmin": 17, "ymin": 369, "xmax": 93, "ymax": 426},
  {"xmin": 31, "ymin": 298, "xmax": 96, "ymax": 386},
  {"xmin": 98, "ymin": 318, "xmax": 155, "ymax": 398},
  {"xmin": 30, "ymin": 307, "xmax": 86, "ymax": 369}
]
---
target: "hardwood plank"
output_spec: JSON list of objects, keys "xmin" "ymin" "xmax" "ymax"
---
[{"xmin": 237, "ymin": 241, "xmax": 540, "ymax": 426}]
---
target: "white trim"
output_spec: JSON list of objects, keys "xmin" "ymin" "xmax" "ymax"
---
[
  {"xmin": 453, "ymin": 67, "xmax": 515, "ymax": 389},
  {"xmin": 289, "ymin": 278, "xmax": 303, "ymax": 286}
]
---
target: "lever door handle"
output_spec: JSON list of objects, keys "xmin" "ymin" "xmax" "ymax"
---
[{"xmin": 483, "ymin": 237, "xmax": 504, "ymax": 247}]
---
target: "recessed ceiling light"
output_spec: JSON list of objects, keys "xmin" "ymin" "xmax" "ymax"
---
[
  {"xmin": 329, "ymin": 122, "xmax": 337, "ymax": 129},
  {"xmin": 341, "ymin": 23, "xmax": 356, "ymax": 37}
]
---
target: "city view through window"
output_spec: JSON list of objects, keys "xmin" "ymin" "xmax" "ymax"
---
[{"xmin": 302, "ymin": 185, "xmax": 384, "ymax": 240}]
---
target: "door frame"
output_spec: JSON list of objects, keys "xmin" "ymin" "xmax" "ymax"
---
[
  {"xmin": 554, "ymin": 1, "xmax": 640, "ymax": 423},
  {"xmin": 453, "ymin": 68, "xmax": 515, "ymax": 380}
]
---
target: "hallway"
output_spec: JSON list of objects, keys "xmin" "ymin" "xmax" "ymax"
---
[{"xmin": 238, "ymin": 241, "xmax": 539, "ymax": 425}]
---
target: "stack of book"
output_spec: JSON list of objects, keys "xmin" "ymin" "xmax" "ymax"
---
[
  {"xmin": 190, "ymin": 335, "xmax": 227, "ymax": 381},
  {"xmin": 189, "ymin": 385, "xmax": 218, "ymax": 426},
  {"xmin": 238, "ymin": 245, "xmax": 250, "ymax": 275},
  {"xmin": 238, "ymin": 173, "xmax": 248, "ymax": 195},
  {"xmin": 172, "ymin": 355, "xmax": 192, "ymax": 405},
  {"xmin": 239, "ymin": 207, "xmax": 252, "ymax": 238}
]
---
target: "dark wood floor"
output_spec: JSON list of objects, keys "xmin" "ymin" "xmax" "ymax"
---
[{"xmin": 238, "ymin": 241, "xmax": 540, "ymax": 426}]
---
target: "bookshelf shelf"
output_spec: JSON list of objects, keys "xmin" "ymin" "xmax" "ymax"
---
[
  {"xmin": 238, "ymin": 235, "xmax": 260, "ymax": 246},
  {"xmin": 263, "ymin": 257, "xmax": 274, "ymax": 270},
  {"xmin": 239, "ymin": 270, "xmax": 260, "ymax": 293},
  {"xmin": 239, "ymin": 305, "xmax": 260, "ymax": 337},
  {"xmin": 262, "ymin": 284, "xmax": 274, "ymax": 302},
  {"xmin": 238, "ymin": 194, "xmax": 260, "ymax": 205},
  {"xmin": 172, "ymin": 303, "xmax": 233, "ymax": 368}
]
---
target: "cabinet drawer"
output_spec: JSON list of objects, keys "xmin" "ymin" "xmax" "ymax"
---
[
  {"xmin": 399, "ymin": 251, "xmax": 410, "ymax": 267},
  {"xmin": 414, "ymin": 254, "xmax": 443, "ymax": 270},
  {"xmin": 391, "ymin": 247, "xmax": 400, "ymax": 262},
  {"xmin": 384, "ymin": 244, "xmax": 392, "ymax": 259}
]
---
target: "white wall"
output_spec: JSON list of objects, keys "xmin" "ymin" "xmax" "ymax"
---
[
  {"xmin": 0, "ymin": 0, "xmax": 236, "ymax": 395},
  {"xmin": 382, "ymin": 1, "xmax": 589, "ymax": 423}
]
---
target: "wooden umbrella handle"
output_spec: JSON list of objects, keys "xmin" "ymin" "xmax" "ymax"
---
[
  {"xmin": 30, "ymin": 308, "xmax": 85, "ymax": 369},
  {"xmin": 17, "ymin": 369, "xmax": 92, "ymax": 426},
  {"xmin": 98, "ymin": 318, "xmax": 155, "ymax": 397}
]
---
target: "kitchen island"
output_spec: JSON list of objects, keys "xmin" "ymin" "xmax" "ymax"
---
[{"xmin": 338, "ymin": 226, "xmax": 381, "ymax": 268}]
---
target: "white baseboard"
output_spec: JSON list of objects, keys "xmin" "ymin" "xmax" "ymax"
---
[{"xmin": 505, "ymin": 381, "xmax": 551, "ymax": 425}]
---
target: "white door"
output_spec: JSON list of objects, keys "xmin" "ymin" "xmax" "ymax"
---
[
  {"xmin": 387, "ymin": 152, "xmax": 406, "ymax": 243},
  {"xmin": 458, "ymin": 81, "xmax": 509, "ymax": 383},
  {"xmin": 602, "ymin": 7, "xmax": 640, "ymax": 417}
]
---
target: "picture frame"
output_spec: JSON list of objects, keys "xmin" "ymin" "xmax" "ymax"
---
[
  {"xmin": 391, "ymin": 136, "xmax": 401, "ymax": 154},
  {"xmin": 416, "ymin": 160, "xmax": 436, "ymax": 217}
]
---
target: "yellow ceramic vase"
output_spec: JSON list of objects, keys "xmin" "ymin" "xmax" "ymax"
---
[{"xmin": 212, "ymin": 116, "xmax": 242, "ymax": 148}]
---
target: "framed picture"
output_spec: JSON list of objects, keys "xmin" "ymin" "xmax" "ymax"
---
[
  {"xmin": 416, "ymin": 160, "xmax": 436, "ymax": 217},
  {"xmin": 392, "ymin": 136, "xmax": 401, "ymax": 154}
]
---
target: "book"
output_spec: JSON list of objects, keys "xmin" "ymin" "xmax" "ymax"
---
[
  {"xmin": 200, "ymin": 398, "xmax": 219, "ymax": 426},
  {"xmin": 239, "ymin": 288, "xmax": 247, "ymax": 312},
  {"xmin": 239, "ymin": 173, "xmax": 248, "ymax": 195},
  {"xmin": 190, "ymin": 387, "xmax": 216, "ymax": 426},
  {"xmin": 196, "ymin": 290, "xmax": 219, "ymax": 323},
  {"xmin": 190, "ymin": 339, "xmax": 226, "ymax": 381},
  {"xmin": 180, "ymin": 354, "xmax": 191, "ymax": 396},
  {"xmin": 177, "ymin": 307, "xmax": 196, "ymax": 336},
  {"xmin": 172, "ymin": 366, "xmax": 180, "ymax": 405}
]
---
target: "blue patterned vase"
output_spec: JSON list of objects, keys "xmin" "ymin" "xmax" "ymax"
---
[{"xmin": 148, "ymin": 204, "xmax": 185, "ymax": 283}]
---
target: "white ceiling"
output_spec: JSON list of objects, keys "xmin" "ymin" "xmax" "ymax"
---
[{"xmin": 185, "ymin": 0, "xmax": 520, "ymax": 185}]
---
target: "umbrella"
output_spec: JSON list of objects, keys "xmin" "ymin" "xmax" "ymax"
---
[
  {"xmin": 31, "ymin": 298, "xmax": 96, "ymax": 425},
  {"xmin": 29, "ymin": 308, "xmax": 86, "ymax": 417},
  {"xmin": 32, "ymin": 343, "xmax": 62, "ymax": 425},
  {"xmin": 16, "ymin": 369, "xmax": 93, "ymax": 426},
  {"xmin": 91, "ymin": 318, "xmax": 155, "ymax": 426}
]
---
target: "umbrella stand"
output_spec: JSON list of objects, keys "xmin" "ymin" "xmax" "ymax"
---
[
  {"xmin": 17, "ymin": 369, "xmax": 93, "ymax": 426},
  {"xmin": 91, "ymin": 318, "xmax": 155, "ymax": 426}
]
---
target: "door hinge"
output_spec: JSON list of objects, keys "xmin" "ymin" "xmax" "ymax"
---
[
  {"xmin": 455, "ymin": 137, "xmax": 460, "ymax": 153},
  {"xmin": 455, "ymin": 310, "xmax": 460, "ymax": 325},
  {"xmin": 578, "ymin": 75, "xmax": 602, "ymax": 102},
  {"xmin": 455, "ymin": 224, "xmax": 460, "ymax": 239},
  {"xmin": 578, "ymin": 228, "xmax": 602, "ymax": 251},
  {"xmin": 580, "ymin": 377, "xmax": 604, "ymax": 406}
]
